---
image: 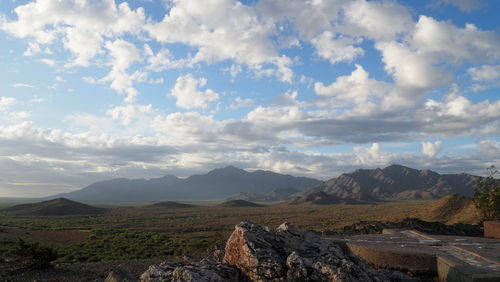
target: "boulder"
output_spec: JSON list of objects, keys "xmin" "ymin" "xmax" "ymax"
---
[
  {"xmin": 140, "ymin": 261, "xmax": 245, "ymax": 282},
  {"xmin": 223, "ymin": 221, "xmax": 388, "ymax": 281},
  {"xmin": 105, "ymin": 266, "xmax": 137, "ymax": 282},
  {"xmin": 141, "ymin": 221, "xmax": 414, "ymax": 281}
]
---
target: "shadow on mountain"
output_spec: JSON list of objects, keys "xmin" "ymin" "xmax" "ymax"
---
[
  {"xmin": 217, "ymin": 199, "xmax": 266, "ymax": 207},
  {"xmin": 1, "ymin": 198, "xmax": 106, "ymax": 216},
  {"xmin": 147, "ymin": 201, "xmax": 197, "ymax": 209}
]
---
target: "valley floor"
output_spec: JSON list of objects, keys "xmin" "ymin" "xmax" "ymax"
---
[{"xmin": 1, "ymin": 200, "xmax": 454, "ymax": 280}]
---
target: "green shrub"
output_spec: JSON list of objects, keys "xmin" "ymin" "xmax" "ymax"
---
[
  {"xmin": 474, "ymin": 165, "xmax": 500, "ymax": 222},
  {"xmin": 15, "ymin": 239, "xmax": 58, "ymax": 269}
]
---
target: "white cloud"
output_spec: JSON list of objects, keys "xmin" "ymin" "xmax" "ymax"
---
[
  {"xmin": 341, "ymin": 0, "xmax": 413, "ymax": 40},
  {"xmin": 1, "ymin": 0, "xmax": 146, "ymax": 67},
  {"xmin": 0, "ymin": 96, "xmax": 17, "ymax": 112},
  {"xmin": 145, "ymin": 45, "xmax": 188, "ymax": 72},
  {"xmin": 376, "ymin": 41, "xmax": 452, "ymax": 91},
  {"xmin": 469, "ymin": 65, "xmax": 500, "ymax": 82},
  {"xmin": 169, "ymin": 74, "xmax": 219, "ymax": 109},
  {"xmin": 412, "ymin": 16, "xmax": 500, "ymax": 63},
  {"xmin": 314, "ymin": 64, "xmax": 391, "ymax": 113},
  {"xmin": 468, "ymin": 64, "xmax": 500, "ymax": 91},
  {"xmin": 422, "ymin": 141, "xmax": 443, "ymax": 157},
  {"xmin": 100, "ymin": 39, "xmax": 142, "ymax": 103},
  {"xmin": 38, "ymin": 58, "xmax": 56, "ymax": 66},
  {"xmin": 11, "ymin": 83, "xmax": 34, "ymax": 88},
  {"xmin": 228, "ymin": 97, "xmax": 253, "ymax": 110},
  {"xmin": 146, "ymin": 0, "xmax": 293, "ymax": 82},
  {"xmin": 106, "ymin": 104, "xmax": 153, "ymax": 125},
  {"xmin": 353, "ymin": 143, "xmax": 391, "ymax": 166},
  {"xmin": 311, "ymin": 31, "xmax": 363, "ymax": 64}
]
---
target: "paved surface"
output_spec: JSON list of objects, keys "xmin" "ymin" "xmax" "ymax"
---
[{"xmin": 328, "ymin": 229, "xmax": 500, "ymax": 281}]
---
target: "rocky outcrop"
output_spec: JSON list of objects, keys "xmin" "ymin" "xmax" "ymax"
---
[
  {"xmin": 141, "ymin": 221, "xmax": 413, "ymax": 281},
  {"xmin": 223, "ymin": 221, "xmax": 390, "ymax": 281},
  {"xmin": 140, "ymin": 260, "xmax": 245, "ymax": 282}
]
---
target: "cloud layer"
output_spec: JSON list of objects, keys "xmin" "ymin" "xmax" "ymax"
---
[{"xmin": 0, "ymin": 0, "xmax": 498, "ymax": 197}]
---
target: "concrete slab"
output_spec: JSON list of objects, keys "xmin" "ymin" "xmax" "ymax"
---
[{"xmin": 328, "ymin": 229, "xmax": 500, "ymax": 281}]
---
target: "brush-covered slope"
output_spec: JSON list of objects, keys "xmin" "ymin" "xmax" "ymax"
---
[
  {"xmin": 217, "ymin": 200, "xmax": 266, "ymax": 207},
  {"xmin": 284, "ymin": 191, "xmax": 364, "ymax": 205},
  {"xmin": 1, "ymin": 198, "xmax": 105, "ymax": 216},
  {"xmin": 227, "ymin": 187, "xmax": 301, "ymax": 202},
  {"xmin": 416, "ymin": 194, "xmax": 480, "ymax": 224},
  {"xmin": 317, "ymin": 164, "xmax": 478, "ymax": 201},
  {"xmin": 51, "ymin": 166, "xmax": 320, "ymax": 202}
]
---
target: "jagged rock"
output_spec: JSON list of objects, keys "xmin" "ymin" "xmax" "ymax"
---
[
  {"xmin": 105, "ymin": 266, "xmax": 137, "ymax": 282},
  {"xmin": 223, "ymin": 221, "xmax": 389, "ymax": 281},
  {"xmin": 140, "ymin": 261, "xmax": 245, "ymax": 282},
  {"xmin": 141, "ymin": 221, "xmax": 415, "ymax": 281}
]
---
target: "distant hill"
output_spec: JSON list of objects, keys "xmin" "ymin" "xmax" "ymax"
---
[
  {"xmin": 227, "ymin": 187, "xmax": 301, "ymax": 202},
  {"xmin": 49, "ymin": 166, "xmax": 320, "ymax": 202},
  {"xmin": 284, "ymin": 191, "xmax": 362, "ymax": 205},
  {"xmin": 148, "ymin": 201, "xmax": 197, "ymax": 209},
  {"xmin": 415, "ymin": 194, "xmax": 480, "ymax": 224},
  {"xmin": 1, "ymin": 198, "xmax": 105, "ymax": 216},
  {"xmin": 314, "ymin": 164, "xmax": 479, "ymax": 201},
  {"xmin": 217, "ymin": 200, "xmax": 266, "ymax": 207}
]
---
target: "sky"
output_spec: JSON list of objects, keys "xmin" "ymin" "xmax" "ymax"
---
[{"xmin": 0, "ymin": 0, "xmax": 499, "ymax": 197}]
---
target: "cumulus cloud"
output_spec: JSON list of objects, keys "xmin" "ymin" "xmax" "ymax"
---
[
  {"xmin": 0, "ymin": 0, "xmax": 499, "ymax": 197},
  {"xmin": 97, "ymin": 39, "xmax": 142, "ymax": 102},
  {"xmin": 412, "ymin": 16, "xmax": 500, "ymax": 63},
  {"xmin": 1, "ymin": 0, "xmax": 146, "ymax": 66},
  {"xmin": 169, "ymin": 74, "xmax": 219, "ymax": 109},
  {"xmin": 422, "ymin": 141, "xmax": 443, "ymax": 157},
  {"xmin": 341, "ymin": 0, "xmax": 413, "ymax": 40},
  {"xmin": 311, "ymin": 31, "xmax": 363, "ymax": 64},
  {"xmin": 468, "ymin": 64, "xmax": 500, "ymax": 91},
  {"xmin": 314, "ymin": 64, "xmax": 391, "ymax": 111},
  {"xmin": 106, "ymin": 104, "xmax": 153, "ymax": 125},
  {"xmin": 0, "ymin": 96, "xmax": 17, "ymax": 111}
]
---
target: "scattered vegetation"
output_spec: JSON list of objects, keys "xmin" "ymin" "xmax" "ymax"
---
[
  {"xmin": 0, "ymin": 199, "xmax": 431, "ymax": 270},
  {"xmin": 474, "ymin": 165, "xmax": 500, "ymax": 222},
  {"xmin": 14, "ymin": 239, "xmax": 58, "ymax": 269}
]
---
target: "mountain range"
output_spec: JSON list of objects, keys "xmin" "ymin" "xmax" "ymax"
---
[
  {"xmin": 47, "ymin": 164, "xmax": 479, "ymax": 203},
  {"xmin": 49, "ymin": 166, "xmax": 320, "ymax": 202},
  {"xmin": 311, "ymin": 164, "xmax": 479, "ymax": 201}
]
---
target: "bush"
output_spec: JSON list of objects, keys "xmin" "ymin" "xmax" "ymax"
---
[
  {"xmin": 474, "ymin": 165, "xmax": 500, "ymax": 222},
  {"xmin": 15, "ymin": 239, "xmax": 58, "ymax": 269}
]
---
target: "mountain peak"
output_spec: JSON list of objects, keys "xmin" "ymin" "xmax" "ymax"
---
[{"xmin": 207, "ymin": 165, "xmax": 248, "ymax": 175}]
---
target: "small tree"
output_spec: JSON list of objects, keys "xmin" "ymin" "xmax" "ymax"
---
[{"xmin": 474, "ymin": 165, "xmax": 500, "ymax": 222}]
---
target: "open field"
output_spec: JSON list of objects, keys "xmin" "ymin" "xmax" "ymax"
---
[{"xmin": 0, "ymin": 200, "xmax": 433, "ymax": 267}]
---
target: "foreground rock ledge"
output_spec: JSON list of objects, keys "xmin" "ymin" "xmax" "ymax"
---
[{"xmin": 141, "ymin": 221, "xmax": 412, "ymax": 281}]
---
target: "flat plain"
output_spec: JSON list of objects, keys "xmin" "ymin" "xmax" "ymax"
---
[{"xmin": 0, "ymin": 200, "xmax": 433, "ymax": 267}]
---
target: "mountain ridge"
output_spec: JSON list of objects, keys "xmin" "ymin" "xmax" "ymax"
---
[
  {"xmin": 315, "ymin": 164, "xmax": 479, "ymax": 201},
  {"xmin": 48, "ymin": 166, "xmax": 321, "ymax": 202}
]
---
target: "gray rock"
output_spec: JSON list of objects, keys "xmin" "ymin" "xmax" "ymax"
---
[
  {"xmin": 141, "ymin": 221, "xmax": 416, "ymax": 282},
  {"xmin": 105, "ymin": 266, "xmax": 138, "ymax": 282}
]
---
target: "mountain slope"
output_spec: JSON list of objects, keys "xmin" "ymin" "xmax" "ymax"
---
[
  {"xmin": 317, "ymin": 164, "xmax": 478, "ymax": 201},
  {"xmin": 1, "ymin": 198, "xmax": 105, "ymax": 216},
  {"xmin": 147, "ymin": 201, "xmax": 197, "ymax": 209},
  {"xmin": 217, "ymin": 200, "xmax": 265, "ymax": 207},
  {"xmin": 227, "ymin": 187, "xmax": 301, "ymax": 202},
  {"xmin": 284, "ymin": 191, "xmax": 354, "ymax": 205},
  {"xmin": 50, "ymin": 166, "xmax": 321, "ymax": 202}
]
